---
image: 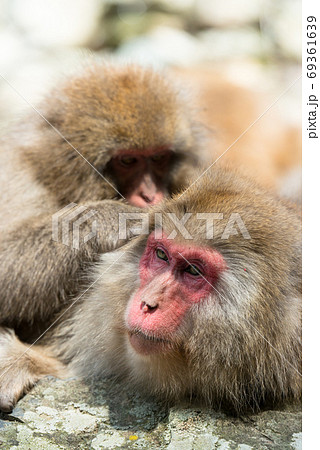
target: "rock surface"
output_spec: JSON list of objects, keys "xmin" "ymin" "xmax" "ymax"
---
[{"xmin": 0, "ymin": 377, "xmax": 301, "ymax": 449}]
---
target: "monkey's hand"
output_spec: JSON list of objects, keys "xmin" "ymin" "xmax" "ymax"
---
[
  {"xmin": 76, "ymin": 200, "xmax": 141, "ymax": 254},
  {"xmin": 0, "ymin": 201, "xmax": 140, "ymax": 327},
  {"xmin": 0, "ymin": 327, "xmax": 68, "ymax": 413}
]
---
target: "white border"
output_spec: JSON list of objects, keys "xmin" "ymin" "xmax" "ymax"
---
[{"xmin": 302, "ymin": 0, "xmax": 320, "ymax": 446}]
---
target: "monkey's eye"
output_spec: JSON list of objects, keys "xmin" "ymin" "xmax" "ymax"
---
[
  {"xmin": 156, "ymin": 248, "xmax": 168, "ymax": 261},
  {"xmin": 151, "ymin": 154, "xmax": 165, "ymax": 162},
  {"xmin": 120, "ymin": 156, "xmax": 137, "ymax": 166},
  {"xmin": 185, "ymin": 264, "xmax": 203, "ymax": 276}
]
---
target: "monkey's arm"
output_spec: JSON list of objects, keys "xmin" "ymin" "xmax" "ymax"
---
[{"xmin": 0, "ymin": 200, "xmax": 137, "ymax": 327}]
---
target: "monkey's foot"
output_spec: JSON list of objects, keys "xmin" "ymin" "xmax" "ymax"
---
[{"xmin": 0, "ymin": 328, "xmax": 67, "ymax": 413}]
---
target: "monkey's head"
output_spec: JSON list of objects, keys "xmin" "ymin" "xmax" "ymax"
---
[
  {"xmin": 22, "ymin": 63, "xmax": 206, "ymax": 207},
  {"xmin": 68, "ymin": 169, "xmax": 301, "ymax": 413}
]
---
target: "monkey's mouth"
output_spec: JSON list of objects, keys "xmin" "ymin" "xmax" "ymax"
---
[{"xmin": 128, "ymin": 330, "xmax": 172, "ymax": 356}]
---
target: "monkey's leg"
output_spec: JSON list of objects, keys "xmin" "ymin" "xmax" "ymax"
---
[{"xmin": 0, "ymin": 327, "xmax": 67, "ymax": 413}]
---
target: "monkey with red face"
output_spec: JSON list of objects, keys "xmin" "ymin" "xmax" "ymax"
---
[
  {"xmin": 0, "ymin": 63, "xmax": 207, "ymax": 333},
  {"xmin": 0, "ymin": 169, "xmax": 301, "ymax": 413},
  {"xmin": 127, "ymin": 233, "xmax": 227, "ymax": 356}
]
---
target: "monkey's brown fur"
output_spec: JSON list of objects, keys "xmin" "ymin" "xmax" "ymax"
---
[
  {"xmin": 0, "ymin": 63, "xmax": 207, "ymax": 330},
  {"xmin": 0, "ymin": 169, "xmax": 301, "ymax": 413},
  {"xmin": 21, "ymin": 64, "xmax": 204, "ymax": 206}
]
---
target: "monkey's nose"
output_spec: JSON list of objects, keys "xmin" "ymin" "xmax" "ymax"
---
[
  {"xmin": 141, "ymin": 192, "xmax": 155, "ymax": 203},
  {"xmin": 141, "ymin": 301, "xmax": 158, "ymax": 313},
  {"xmin": 142, "ymin": 191, "xmax": 164, "ymax": 205}
]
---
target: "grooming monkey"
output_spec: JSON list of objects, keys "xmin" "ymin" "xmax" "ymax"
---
[
  {"xmin": 0, "ymin": 169, "xmax": 301, "ymax": 414},
  {"xmin": 0, "ymin": 63, "xmax": 208, "ymax": 332}
]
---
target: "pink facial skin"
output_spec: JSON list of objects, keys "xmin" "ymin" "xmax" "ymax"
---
[
  {"xmin": 126, "ymin": 233, "xmax": 227, "ymax": 355},
  {"xmin": 110, "ymin": 149, "xmax": 172, "ymax": 207}
]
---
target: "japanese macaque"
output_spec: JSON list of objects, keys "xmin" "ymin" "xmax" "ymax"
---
[
  {"xmin": 0, "ymin": 63, "xmax": 208, "ymax": 331},
  {"xmin": 0, "ymin": 169, "xmax": 302, "ymax": 414}
]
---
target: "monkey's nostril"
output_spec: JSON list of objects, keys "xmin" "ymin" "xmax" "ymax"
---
[
  {"xmin": 141, "ymin": 193, "xmax": 154, "ymax": 203},
  {"xmin": 148, "ymin": 304, "xmax": 157, "ymax": 311},
  {"xmin": 141, "ymin": 301, "xmax": 158, "ymax": 313}
]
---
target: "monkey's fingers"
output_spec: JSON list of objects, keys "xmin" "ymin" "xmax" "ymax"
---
[{"xmin": 0, "ymin": 379, "xmax": 33, "ymax": 413}]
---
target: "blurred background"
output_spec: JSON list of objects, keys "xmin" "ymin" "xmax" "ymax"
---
[{"xmin": 0, "ymin": 0, "xmax": 301, "ymax": 197}]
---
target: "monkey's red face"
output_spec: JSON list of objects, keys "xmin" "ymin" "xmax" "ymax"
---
[
  {"xmin": 110, "ymin": 149, "xmax": 173, "ymax": 207},
  {"xmin": 126, "ymin": 233, "xmax": 226, "ymax": 355}
]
